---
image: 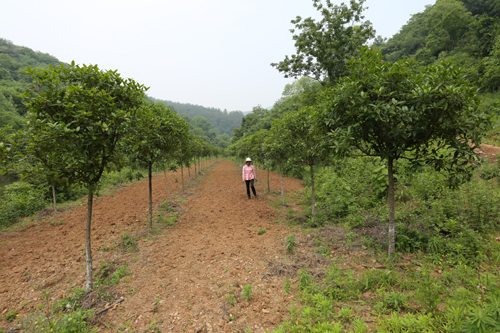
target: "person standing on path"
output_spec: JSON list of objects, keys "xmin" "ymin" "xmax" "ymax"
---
[{"xmin": 242, "ymin": 157, "xmax": 258, "ymax": 200}]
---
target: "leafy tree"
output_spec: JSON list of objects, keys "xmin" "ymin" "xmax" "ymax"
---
[
  {"xmin": 460, "ymin": 0, "xmax": 500, "ymax": 17},
  {"xmin": 125, "ymin": 102, "xmax": 188, "ymax": 229},
  {"xmin": 174, "ymin": 133, "xmax": 195, "ymax": 190},
  {"xmin": 424, "ymin": 0, "xmax": 473, "ymax": 55},
  {"xmin": 320, "ymin": 49, "xmax": 488, "ymax": 259},
  {"xmin": 271, "ymin": 0, "xmax": 375, "ymax": 86},
  {"xmin": 266, "ymin": 123, "xmax": 294, "ymax": 205},
  {"xmin": 20, "ymin": 62, "xmax": 146, "ymax": 289},
  {"xmin": 271, "ymin": 108, "xmax": 329, "ymax": 225}
]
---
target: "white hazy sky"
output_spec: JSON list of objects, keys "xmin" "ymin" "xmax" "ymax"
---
[{"xmin": 2, "ymin": 0, "xmax": 433, "ymax": 111}]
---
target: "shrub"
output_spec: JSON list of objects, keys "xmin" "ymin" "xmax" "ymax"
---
[{"xmin": 0, "ymin": 181, "xmax": 46, "ymax": 228}]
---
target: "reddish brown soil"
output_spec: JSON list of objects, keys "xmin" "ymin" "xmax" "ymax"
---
[
  {"xmin": 0, "ymin": 160, "xmax": 305, "ymax": 332},
  {"xmin": 480, "ymin": 143, "xmax": 500, "ymax": 162}
]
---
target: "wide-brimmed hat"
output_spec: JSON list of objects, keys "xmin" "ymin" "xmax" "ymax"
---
[{"xmin": 246, "ymin": 157, "xmax": 252, "ymax": 162}]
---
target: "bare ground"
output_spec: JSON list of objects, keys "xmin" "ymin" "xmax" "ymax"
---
[{"xmin": 0, "ymin": 160, "xmax": 306, "ymax": 332}]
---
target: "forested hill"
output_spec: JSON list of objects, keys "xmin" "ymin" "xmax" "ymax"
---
[
  {"xmin": 0, "ymin": 38, "xmax": 61, "ymax": 129},
  {"xmin": 378, "ymin": 0, "xmax": 500, "ymax": 95},
  {"xmin": 0, "ymin": 38, "xmax": 244, "ymax": 140},
  {"xmin": 147, "ymin": 97, "xmax": 244, "ymax": 136}
]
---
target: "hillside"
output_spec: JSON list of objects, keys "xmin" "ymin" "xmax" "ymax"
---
[
  {"xmin": 0, "ymin": 38, "xmax": 61, "ymax": 129},
  {"xmin": 0, "ymin": 39, "xmax": 243, "ymax": 140},
  {"xmin": 148, "ymin": 96, "xmax": 244, "ymax": 136},
  {"xmin": 380, "ymin": 0, "xmax": 500, "ymax": 95}
]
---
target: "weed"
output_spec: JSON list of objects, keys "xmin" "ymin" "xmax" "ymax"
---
[
  {"xmin": 49, "ymin": 221, "xmax": 55, "ymax": 226},
  {"xmin": 147, "ymin": 319, "xmax": 161, "ymax": 332},
  {"xmin": 258, "ymin": 227, "xmax": 266, "ymax": 235},
  {"xmin": 284, "ymin": 278, "xmax": 291, "ymax": 296},
  {"xmin": 315, "ymin": 245, "xmax": 330, "ymax": 256},
  {"xmin": 58, "ymin": 219, "xmax": 64, "ymax": 225},
  {"xmin": 383, "ymin": 291, "xmax": 409, "ymax": 311},
  {"xmin": 337, "ymin": 307, "xmax": 353, "ymax": 323},
  {"xmin": 415, "ymin": 267, "xmax": 443, "ymax": 313},
  {"xmin": 5, "ymin": 310, "xmax": 18, "ymax": 322},
  {"xmin": 298, "ymin": 269, "xmax": 311, "ymax": 291},
  {"xmin": 120, "ymin": 233, "xmax": 138, "ymax": 252},
  {"xmin": 285, "ymin": 234, "xmax": 296, "ymax": 254},
  {"xmin": 241, "ymin": 285, "xmax": 253, "ymax": 301},
  {"xmin": 225, "ymin": 288, "xmax": 236, "ymax": 306}
]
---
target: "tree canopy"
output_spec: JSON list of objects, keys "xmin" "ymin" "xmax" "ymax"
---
[
  {"xmin": 320, "ymin": 48, "xmax": 489, "ymax": 258},
  {"xmin": 19, "ymin": 62, "xmax": 147, "ymax": 290},
  {"xmin": 271, "ymin": 0, "xmax": 375, "ymax": 86}
]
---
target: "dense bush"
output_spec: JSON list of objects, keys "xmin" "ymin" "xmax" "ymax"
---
[
  {"xmin": 298, "ymin": 154, "xmax": 500, "ymax": 265},
  {"xmin": 0, "ymin": 181, "xmax": 46, "ymax": 227},
  {"xmin": 301, "ymin": 157, "xmax": 385, "ymax": 226}
]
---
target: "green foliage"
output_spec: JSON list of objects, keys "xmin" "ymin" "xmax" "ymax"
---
[
  {"xmin": 383, "ymin": 292, "xmax": 409, "ymax": 311},
  {"xmin": 463, "ymin": 305, "xmax": 500, "ymax": 333},
  {"xmin": 0, "ymin": 39, "xmax": 61, "ymax": 129},
  {"xmin": 147, "ymin": 96, "xmax": 243, "ymax": 137},
  {"xmin": 284, "ymin": 278, "xmax": 291, "ymax": 296},
  {"xmin": 5, "ymin": 310, "xmax": 18, "ymax": 322},
  {"xmin": 20, "ymin": 62, "xmax": 146, "ymax": 187},
  {"xmin": 269, "ymin": 107, "xmax": 330, "ymax": 224},
  {"xmin": 0, "ymin": 181, "xmax": 46, "ymax": 228},
  {"xmin": 241, "ymin": 285, "xmax": 253, "ymax": 301},
  {"xmin": 120, "ymin": 233, "xmax": 138, "ymax": 252},
  {"xmin": 225, "ymin": 285, "xmax": 236, "ymax": 306},
  {"xmin": 258, "ymin": 227, "xmax": 266, "ymax": 235},
  {"xmin": 271, "ymin": 0, "xmax": 375, "ymax": 86},
  {"xmin": 285, "ymin": 235, "xmax": 296, "ymax": 254},
  {"xmin": 321, "ymin": 47, "xmax": 488, "ymax": 258},
  {"xmin": 94, "ymin": 262, "xmax": 130, "ymax": 286},
  {"xmin": 20, "ymin": 309, "xmax": 96, "ymax": 333}
]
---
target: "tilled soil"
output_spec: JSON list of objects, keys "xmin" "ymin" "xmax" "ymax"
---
[
  {"xmin": 0, "ymin": 160, "xmax": 305, "ymax": 332},
  {"xmin": 480, "ymin": 143, "xmax": 500, "ymax": 162}
]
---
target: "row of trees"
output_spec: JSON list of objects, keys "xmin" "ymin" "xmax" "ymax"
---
[
  {"xmin": 1, "ymin": 62, "xmax": 220, "ymax": 290},
  {"xmin": 231, "ymin": 0, "xmax": 488, "ymax": 260}
]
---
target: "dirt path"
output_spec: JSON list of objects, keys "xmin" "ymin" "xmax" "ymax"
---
[
  {"xmin": 106, "ymin": 161, "xmax": 304, "ymax": 332},
  {"xmin": 0, "ymin": 160, "xmax": 305, "ymax": 332}
]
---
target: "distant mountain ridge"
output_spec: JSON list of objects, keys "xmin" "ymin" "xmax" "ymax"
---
[
  {"xmin": 147, "ymin": 97, "xmax": 243, "ymax": 136},
  {"xmin": 0, "ymin": 38, "xmax": 244, "ymax": 137}
]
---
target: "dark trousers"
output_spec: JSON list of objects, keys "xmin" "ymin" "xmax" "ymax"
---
[{"xmin": 245, "ymin": 179, "xmax": 257, "ymax": 197}]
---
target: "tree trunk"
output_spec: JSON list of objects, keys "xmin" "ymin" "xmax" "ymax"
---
[
  {"xmin": 148, "ymin": 162, "xmax": 153, "ymax": 229},
  {"xmin": 119, "ymin": 170, "xmax": 122, "ymax": 185},
  {"xmin": 387, "ymin": 157, "xmax": 395, "ymax": 260},
  {"xmin": 85, "ymin": 185, "xmax": 94, "ymax": 291},
  {"xmin": 163, "ymin": 169, "xmax": 171, "ymax": 201},
  {"xmin": 194, "ymin": 159, "xmax": 197, "ymax": 175},
  {"xmin": 267, "ymin": 164, "xmax": 270, "ymax": 193},
  {"xmin": 181, "ymin": 163, "xmax": 184, "ymax": 191},
  {"xmin": 310, "ymin": 164, "xmax": 316, "ymax": 225},
  {"xmin": 188, "ymin": 164, "xmax": 191, "ymax": 179},
  {"xmin": 52, "ymin": 186, "xmax": 57, "ymax": 211},
  {"xmin": 279, "ymin": 162, "xmax": 285, "ymax": 205}
]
